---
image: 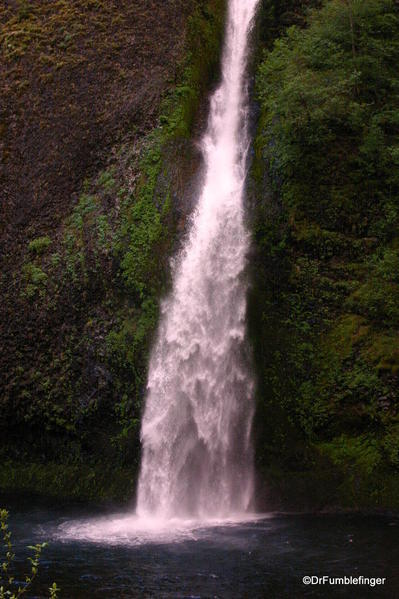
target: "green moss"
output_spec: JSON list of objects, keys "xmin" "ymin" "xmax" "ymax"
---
[
  {"xmin": 320, "ymin": 435, "xmax": 382, "ymax": 477},
  {"xmin": 383, "ymin": 425, "xmax": 399, "ymax": 469},
  {"xmin": 1, "ymin": 1, "xmax": 114, "ymax": 62},
  {"xmin": 103, "ymin": 0, "xmax": 227, "ymax": 420},
  {"xmin": 316, "ymin": 435, "xmax": 385, "ymax": 507},
  {"xmin": 97, "ymin": 169, "xmax": 116, "ymax": 190},
  {"xmin": 364, "ymin": 332, "xmax": 399, "ymax": 375},
  {"xmin": 106, "ymin": 300, "xmax": 158, "ymax": 372},
  {"xmin": 21, "ymin": 263, "xmax": 48, "ymax": 299},
  {"xmin": 0, "ymin": 462, "xmax": 135, "ymax": 503},
  {"xmin": 346, "ymin": 249, "xmax": 399, "ymax": 326},
  {"xmin": 348, "ymin": 280, "xmax": 399, "ymax": 326},
  {"xmin": 1, "ymin": 0, "xmax": 228, "ymax": 501},
  {"xmin": 251, "ymin": 0, "xmax": 399, "ymax": 509},
  {"xmin": 159, "ymin": 1, "xmax": 226, "ymax": 138},
  {"xmin": 322, "ymin": 314, "xmax": 369, "ymax": 361},
  {"xmin": 119, "ymin": 141, "xmax": 165, "ymax": 298},
  {"xmin": 256, "ymin": 0, "xmax": 399, "ymax": 231},
  {"xmin": 28, "ymin": 236, "xmax": 52, "ymax": 255}
]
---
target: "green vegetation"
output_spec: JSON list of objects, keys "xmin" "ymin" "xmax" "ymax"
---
[
  {"xmin": 0, "ymin": 464, "xmax": 136, "ymax": 503},
  {"xmin": 2, "ymin": 0, "xmax": 399, "ymax": 512},
  {"xmin": 0, "ymin": 510, "xmax": 59, "ymax": 598},
  {"xmin": 0, "ymin": 0, "xmax": 226, "ymax": 501},
  {"xmin": 21, "ymin": 263, "xmax": 48, "ymax": 300},
  {"xmin": 28, "ymin": 237, "xmax": 52, "ymax": 255},
  {"xmin": 251, "ymin": 0, "xmax": 399, "ymax": 509},
  {"xmin": 1, "ymin": 0, "xmax": 119, "ymax": 63}
]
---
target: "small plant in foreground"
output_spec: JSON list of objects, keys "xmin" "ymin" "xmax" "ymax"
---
[{"xmin": 0, "ymin": 509, "xmax": 59, "ymax": 598}]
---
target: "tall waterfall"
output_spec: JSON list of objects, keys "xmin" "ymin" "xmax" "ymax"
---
[{"xmin": 137, "ymin": 0, "xmax": 260, "ymax": 519}]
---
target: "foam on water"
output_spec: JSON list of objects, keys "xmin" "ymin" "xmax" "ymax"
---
[{"xmin": 52, "ymin": 513, "xmax": 267, "ymax": 546}]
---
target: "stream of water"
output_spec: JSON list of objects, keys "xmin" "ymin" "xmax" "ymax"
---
[{"xmin": 137, "ymin": 0, "xmax": 260, "ymax": 519}]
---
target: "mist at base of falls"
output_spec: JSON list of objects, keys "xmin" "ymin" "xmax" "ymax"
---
[{"xmin": 52, "ymin": 513, "xmax": 266, "ymax": 546}]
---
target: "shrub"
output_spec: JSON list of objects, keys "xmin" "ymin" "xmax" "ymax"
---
[
  {"xmin": 28, "ymin": 236, "xmax": 51, "ymax": 255},
  {"xmin": 0, "ymin": 509, "xmax": 59, "ymax": 598}
]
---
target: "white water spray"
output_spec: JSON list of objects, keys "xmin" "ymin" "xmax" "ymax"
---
[{"xmin": 137, "ymin": 0, "xmax": 260, "ymax": 519}]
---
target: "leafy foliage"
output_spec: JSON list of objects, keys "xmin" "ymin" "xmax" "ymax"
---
[
  {"xmin": 28, "ymin": 237, "xmax": 52, "ymax": 255},
  {"xmin": 257, "ymin": 0, "xmax": 399, "ymax": 231},
  {"xmin": 0, "ymin": 510, "xmax": 59, "ymax": 599},
  {"xmin": 251, "ymin": 0, "xmax": 399, "ymax": 508}
]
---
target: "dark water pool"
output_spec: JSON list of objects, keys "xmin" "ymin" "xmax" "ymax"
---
[{"xmin": 1, "ymin": 499, "xmax": 398, "ymax": 598}]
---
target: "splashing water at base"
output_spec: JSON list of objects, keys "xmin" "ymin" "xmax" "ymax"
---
[
  {"xmin": 53, "ymin": 512, "xmax": 266, "ymax": 546},
  {"xmin": 137, "ymin": 0, "xmax": 260, "ymax": 520}
]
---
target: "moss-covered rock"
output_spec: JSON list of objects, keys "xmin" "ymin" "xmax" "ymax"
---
[
  {"xmin": 251, "ymin": 0, "xmax": 399, "ymax": 510},
  {"xmin": 0, "ymin": 0, "xmax": 226, "ymax": 501}
]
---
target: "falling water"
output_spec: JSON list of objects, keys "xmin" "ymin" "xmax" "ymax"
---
[{"xmin": 137, "ymin": 0, "xmax": 260, "ymax": 519}]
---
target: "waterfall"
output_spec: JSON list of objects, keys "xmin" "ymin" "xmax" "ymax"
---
[{"xmin": 137, "ymin": 0, "xmax": 260, "ymax": 519}]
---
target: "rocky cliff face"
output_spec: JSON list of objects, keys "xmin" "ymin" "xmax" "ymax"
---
[
  {"xmin": 1, "ymin": 0, "xmax": 196, "ymax": 254},
  {"xmin": 0, "ymin": 0, "xmax": 226, "ymax": 500}
]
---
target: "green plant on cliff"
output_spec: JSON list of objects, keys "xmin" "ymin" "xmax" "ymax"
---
[
  {"xmin": 0, "ymin": 0, "xmax": 226, "ymax": 502},
  {"xmin": 0, "ymin": 509, "xmax": 59, "ymax": 599},
  {"xmin": 251, "ymin": 0, "xmax": 399, "ymax": 508},
  {"xmin": 21, "ymin": 263, "xmax": 48, "ymax": 300},
  {"xmin": 28, "ymin": 236, "xmax": 52, "ymax": 255},
  {"xmin": 257, "ymin": 0, "xmax": 399, "ymax": 230}
]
